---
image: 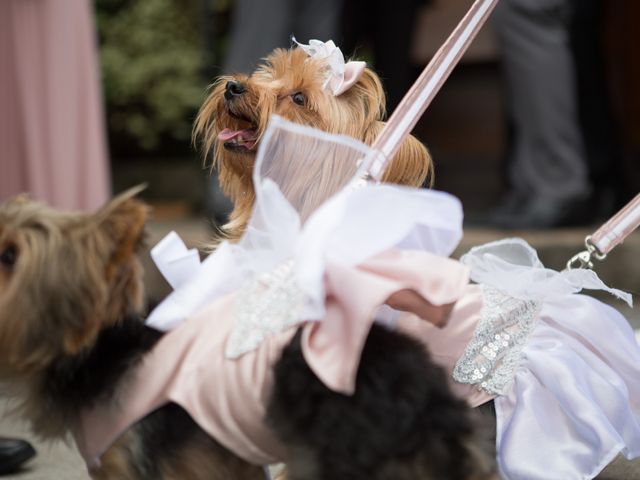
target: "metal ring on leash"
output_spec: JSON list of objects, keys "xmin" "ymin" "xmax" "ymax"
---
[
  {"xmin": 566, "ymin": 236, "xmax": 609, "ymax": 271},
  {"xmin": 566, "ymin": 194, "xmax": 639, "ymax": 270},
  {"xmin": 585, "ymin": 236, "xmax": 607, "ymax": 261}
]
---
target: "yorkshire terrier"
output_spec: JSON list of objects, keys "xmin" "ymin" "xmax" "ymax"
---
[
  {"xmin": 193, "ymin": 46, "xmax": 432, "ymax": 240},
  {"xmin": 0, "ymin": 191, "xmax": 260, "ymax": 479},
  {"xmin": 0, "ymin": 190, "xmax": 495, "ymax": 479}
]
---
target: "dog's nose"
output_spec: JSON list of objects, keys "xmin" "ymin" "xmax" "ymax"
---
[{"xmin": 224, "ymin": 80, "xmax": 246, "ymax": 100}]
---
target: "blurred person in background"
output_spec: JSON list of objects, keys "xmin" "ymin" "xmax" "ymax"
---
[
  {"xmin": 224, "ymin": 0, "xmax": 344, "ymax": 77},
  {"xmin": 0, "ymin": 0, "xmax": 110, "ymax": 211},
  {"xmin": 569, "ymin": 0, "xmax": 627, "ymax": 219},
  {"xmin": 0, "ymin": 0, "xmax": 110, "ymax": 471},
  {"xmin": 341, "ymin": 0, "xmax": 429, "ymax": 113},
  {"xmin": 488, "ymin": 0, "xmax": 623, "ymax": 229}
]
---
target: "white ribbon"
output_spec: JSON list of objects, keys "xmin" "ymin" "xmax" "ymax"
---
[
  {"xmin": 146, "ymin": 240, "xmax": 243, "ymax": 331},
  {"xmin": 293, "ymin": 38, "xmax": 366, "ymax": 96},
  {"xmin": 150, "ymin": 232, "xmax": 201, "ymax": 290},
  {"xmin": 146, "ymin": 185, "xmax": 464, "ymax": 333}
]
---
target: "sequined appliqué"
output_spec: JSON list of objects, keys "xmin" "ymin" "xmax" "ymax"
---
[
  {"xmin": 226, "ymin": 260, "xmax": 306, "ymax": 358},
  {"xmin": 453, "ymin": 285, "xmax": 542, "ymax": 395}
]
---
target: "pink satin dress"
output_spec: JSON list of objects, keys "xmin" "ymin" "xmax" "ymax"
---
[{"xmin": 75, "ymin": 250, "xmax": 487, "ymax": 469}]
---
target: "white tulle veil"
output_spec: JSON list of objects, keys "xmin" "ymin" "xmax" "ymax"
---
[{"xmin": 146, "ymin": 115, "xmax": 464, "ymax": 335}]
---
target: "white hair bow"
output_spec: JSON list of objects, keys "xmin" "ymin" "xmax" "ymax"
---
[{"xmin": 293, "ymin": 38, "xmax": 366, "ymax": 96}]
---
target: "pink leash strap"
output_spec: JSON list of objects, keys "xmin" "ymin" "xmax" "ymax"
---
[
  {"xmin": 567, "ymin": 193, "xmax": 640, "ymax": 270},
  {"xmin": 367, "ymin": 0, "xmax": 499, "ymax": 180}
]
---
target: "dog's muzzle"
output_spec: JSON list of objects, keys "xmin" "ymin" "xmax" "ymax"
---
[{"xmin": 224, "ymin": 81, "xmax": 246, "ymax": 101}]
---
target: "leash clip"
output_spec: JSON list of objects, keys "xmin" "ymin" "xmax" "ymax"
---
[
  {"xmin": 566, "ymin": 250, "xmax": 593, "ymax": 270},
  {"xmin": 566, "ymin": 236, "xmax": 607, "ymax": 270}
]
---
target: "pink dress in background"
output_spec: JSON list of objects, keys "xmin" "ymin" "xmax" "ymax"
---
[{"xmin": 0, "ymin": 0, "xmax": 110, "ymax": 210}]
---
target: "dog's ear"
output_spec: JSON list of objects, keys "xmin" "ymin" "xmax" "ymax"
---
[
  {"xmin": 363, "ymin": 121, "xmax": 432, "ymax": 187},
  {"xmin": 350, "ymin": 67, "xmax": 387, "ymax": 125},
  {"xmin": 58, "ymin": 189, "xmax": 149, "ymax": 355},
  {"xmin": 335, "ymin": 61, "xmax": 366, "ymax": 95},
  {"xmin": 95, "ymin": 187, "xmax": 149, "ymax": 280}
]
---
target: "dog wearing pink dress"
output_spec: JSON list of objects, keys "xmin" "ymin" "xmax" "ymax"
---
[{"xmin": 79, "ymin": 118, "xmax": 640, "ymax": 480}]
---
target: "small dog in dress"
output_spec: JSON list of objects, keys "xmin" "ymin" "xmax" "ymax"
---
[
  {"xmin": 193, "ymin": 41, "xmax": 432, "ymax": 240},
  {"xmin": 0, "ymin": 190, "xmax": 496, "ymax": 480}
]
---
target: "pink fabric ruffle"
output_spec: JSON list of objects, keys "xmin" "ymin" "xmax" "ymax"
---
[{"xmin": 302, "ymin": 249, "xmax": 470, "ymax": 394}]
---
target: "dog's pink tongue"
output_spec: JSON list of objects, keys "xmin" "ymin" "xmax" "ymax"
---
[{"xmin": 218, "ymin": 128, "xmax": 257, "ymax": 141}]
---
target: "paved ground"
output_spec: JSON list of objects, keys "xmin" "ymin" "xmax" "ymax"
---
[
  {"xmin": 0, "ymin": 398, "xmax": 87, "ymax": 479},
  {"xmin": 1, "ymin": 223, "xmax": 638, "ymax": 478}
]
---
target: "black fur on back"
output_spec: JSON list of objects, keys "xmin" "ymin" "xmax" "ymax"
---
[
  {"xmin": 42, "ymin": 317, "xmax": 162, "ymax": 414},
  {"xmin": 132, "ymin": 403, "xmax": 213, "ymax": 478},
  {"xmin": 267, "ymin": 323, "xmax": 485, "ymax": 480}
]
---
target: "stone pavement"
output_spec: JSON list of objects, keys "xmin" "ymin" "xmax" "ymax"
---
[
  {"xmin": 0, "ymin": 399, "xmax": 87, "ymax": 480},
  {"xmin": 0, "ymin": 221, "xmax": 638, "ymax": 478}
]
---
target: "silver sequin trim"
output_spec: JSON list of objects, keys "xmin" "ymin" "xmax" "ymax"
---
[
  {"xmin": 226, "ymin": 260, "xmax": 306, "ymax": 358},
  {"xmin": 452, "ymin": 285, "xmax": 542, "ymax": 395}
]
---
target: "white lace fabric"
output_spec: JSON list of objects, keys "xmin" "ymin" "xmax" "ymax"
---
[
  {"xmin": 453, "ymin": 238, "xmax": 632, "ymax": 398},
  {"xmin": 453, "ymin": 285, "xmax": 541, "ymax": 395},
  {"xmin": 228, "ymin": 260, "xmax": 306, "ymax": 358}
]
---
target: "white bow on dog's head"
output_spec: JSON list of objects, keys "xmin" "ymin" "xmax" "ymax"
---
[{"xmin": 293, "ymin": 38, "xmax": 366, "ymax": 96}]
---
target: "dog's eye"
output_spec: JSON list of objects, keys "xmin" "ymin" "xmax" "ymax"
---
[
  {"xmin": 0, "ymin": 244, "xmax": 18, "ymax": 269},
  {"xmin": 291, "ymin": 92, "xmax": 306, "ymax": 106}
]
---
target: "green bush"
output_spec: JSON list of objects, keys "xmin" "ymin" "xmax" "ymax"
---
[{"xmin": 96, "ymin": 0, "xmax": 207, "ymax": 151}]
